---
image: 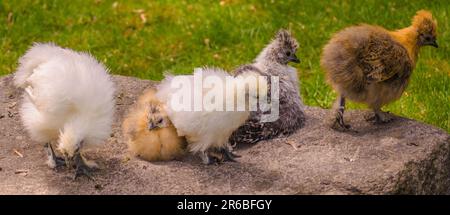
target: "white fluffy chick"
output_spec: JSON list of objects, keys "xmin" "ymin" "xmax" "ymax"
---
[
  {"xmin": 156, "ymin": 67, "xmax": 267, "ymax": 164},
  {"xmin": 14, "ymin": 43, "xmax": 115, "ymax": 179}
]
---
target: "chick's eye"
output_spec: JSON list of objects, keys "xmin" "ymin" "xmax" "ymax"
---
[
  {"xmin": 286, "ymin": 51, "xmax": 291, "ymax": 56},
  {"xmin": 157, "ymin": 119, "xmax": 163, "ymax": 124}
]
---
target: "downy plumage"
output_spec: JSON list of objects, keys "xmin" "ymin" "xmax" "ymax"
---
[
  {"xmin": 14, "ymin": 43, "xmax": 115, "ymax": 178},
  {"xmin": 156, "ymin": 67, "xmax": 268, "ymax": 164},
  {"xmin": 321, "ymin": 10, "xmax": 438, "ymax": 131},
  {"xmin": 229, "ymin": 29, "xmax": 305, "ymax": 146},
  {"xmin": 122, "ymin": 88, "xmax": 186, "ymax": 161}
]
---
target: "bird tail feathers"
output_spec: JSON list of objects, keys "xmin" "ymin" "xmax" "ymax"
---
[{"xmin": 14, "ymin": 42, "xmax": 65, "ymax": 88}]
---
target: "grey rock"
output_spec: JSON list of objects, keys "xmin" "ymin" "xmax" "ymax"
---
[{"xmin": 0, "ymin": 74, "xmax": 448, "ymax": 194}]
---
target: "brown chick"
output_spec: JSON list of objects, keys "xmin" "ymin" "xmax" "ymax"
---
[
  {"xmin": 122, "ymin": 88, "xmax": 186, "ymax": 161},
  {"xmin": 321, "ymin": 10, "xmax": 438, "ymax": 131}
]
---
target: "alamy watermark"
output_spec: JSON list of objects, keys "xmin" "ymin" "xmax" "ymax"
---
[{"xmin": 166, "ymin": 69, "xmax": 280, "ymax": 122}]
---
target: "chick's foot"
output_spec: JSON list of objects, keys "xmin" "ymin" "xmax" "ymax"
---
[
  {"xmin": 200, "ymin": 147, "xmax": 239, "ymax": 165},
  {"xmin": 45, "ymin": 143, "xmax": 66, "ymax": 169},
  {"xmin": 200, "ymin": 151, "xmax": 219, "ymax": 165},
  {"xmin": 219, "ymin": 147, "xmax": 240, "ymax": 162},
  {"xmin": 331, "ymin": 110, "xmax": 353, "ymax": 132},
  {"xmin": 73, "ymin": 152, "xmax": 96, "ymax": 180},
  {"xmin": 366, "ymin": 110, "xmax": 394, "ymax": 124}
]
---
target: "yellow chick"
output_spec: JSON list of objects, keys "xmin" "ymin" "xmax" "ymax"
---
[{"xmin": 122, "ymin": 88, "xmax": 186, "ymax": 161}]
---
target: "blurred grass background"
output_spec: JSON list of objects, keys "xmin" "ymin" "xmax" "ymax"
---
[{"xmin": 0, "ymin": 0, "xmax": 449, "ymax": 132}]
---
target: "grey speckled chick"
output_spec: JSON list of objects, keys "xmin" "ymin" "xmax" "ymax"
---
[{"xmin": 229, "ymin": 29, "xmax": 305, "ymax": 146}]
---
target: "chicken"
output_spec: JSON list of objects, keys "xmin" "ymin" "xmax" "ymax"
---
[
  {"xmin": 14, "ymin": 43, "xmax": 115, "ymax": 179},
  {"xmin": 122, "ymin": 88, "xmax": 186, "ymax": 161},
  {"xmin": 321, "ymin": 10, "xmax": 438, "ymax": 131},
  {"xmin": 156, "ymin": 67, "xmax": 268, "ymax": 164},
  {"xmin": 229, "ymin": 29, "xmax": 305, "ymax": 146}
]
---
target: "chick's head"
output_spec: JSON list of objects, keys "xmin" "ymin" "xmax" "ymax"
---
[
  {"xmin": 272, "ymin": 29, "xmax": 300, "ymax": 64},
  {"xmin": 413, "ymin": 10, "xmax": 438, "ymax": 48},
  {"xmin": 147, "ymin": 103, "xmax": 170, "ymax": 130},
  {"xmin": 57, "ymin": 128, "xmax": 83, "ymax": 164}
]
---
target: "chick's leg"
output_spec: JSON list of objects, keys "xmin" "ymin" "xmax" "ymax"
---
[
  {"xmin": 331, "ymin": 96, "xmax": 352, "ymax": 131},
  {"xmin": 200, "ymin": 151, "xmax": 216, "ymax": 165},
  {"xmin": 45, "ymin": 142, "xmax": 66, "ymax": 169}
]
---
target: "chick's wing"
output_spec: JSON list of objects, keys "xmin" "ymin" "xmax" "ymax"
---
[{"xmin": 357, "ymin": 36, "xmax": 412, "ymax": 83}]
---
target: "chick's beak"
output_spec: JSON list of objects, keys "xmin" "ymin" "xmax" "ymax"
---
[
  {"xmin": 288, "ymin": 54, "xmax": 300, "ymax": 63},
  {"xmin": 430, "ymin": 40, "xmax": 438, "ymax": 48},
  {"xmin": 148, "ymin": 123, "xmax": 157, "ymax": 130},
  {"xmin": 424, "ymin": 37, "xmax": 438, "ymax": 48}
]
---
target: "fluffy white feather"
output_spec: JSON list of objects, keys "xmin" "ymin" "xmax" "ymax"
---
[
  {"xmin": 15, "ymin": 43, "xmax": 115, "ymax": 159},
  {"xmin": 156, "ymin": 67, "xmax": 266, "ymax": 161}
]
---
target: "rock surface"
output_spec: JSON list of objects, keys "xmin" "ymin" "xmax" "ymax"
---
[{"xmin": 0, "ymin": 74, "xmax": 449, "ymax": 194}]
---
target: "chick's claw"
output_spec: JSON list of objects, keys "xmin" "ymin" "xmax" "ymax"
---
[
  {"xmin": 201, "ymin": 148, "xmax": 240, "ymax": 165},
  {"xmin": 74, "ymin": 165, "xmax": 94, "ymax": 180},
  {"xmin": 366, "ymin": 111, "xmax": 394, "ymax": 124},
  {"xmin": 219, "ymin": 147, "xmax": 240, "ymax": 162},
  {"xmin": 332, "ymin": 120, "xmax": 352, "ymax": 131}
]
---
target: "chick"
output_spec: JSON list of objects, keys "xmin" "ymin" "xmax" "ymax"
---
[
  {"xmin": 321, "ymin": 10, "xmax": 438, "ymax": 131},
  {"xmin": 229, "ymin": 29, "xmax": 305, "ymax": 146},
  {"xmin": 156, "ymin": 67, "xmax": 268, "ymax": 164},
  {"xmin": 14, "ymin": 43, "xmax": 115, "ymax": 179},
  {"xmin": 122, "ymin": 88, "xmax": 186, "ymax": 161}
]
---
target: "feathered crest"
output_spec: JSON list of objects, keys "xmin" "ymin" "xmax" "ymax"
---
[
  {"xmin": 412, "ymin": 10, "xmax": 437, "ymax": 35},
  {"xmin": 275, "ymin": 29, "xmax": 299, "ymax": 50}
]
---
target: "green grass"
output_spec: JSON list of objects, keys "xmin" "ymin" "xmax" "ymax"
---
[{"xmin": 1, "ymin": 0, "xmax": 449, "ymax": 132}]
